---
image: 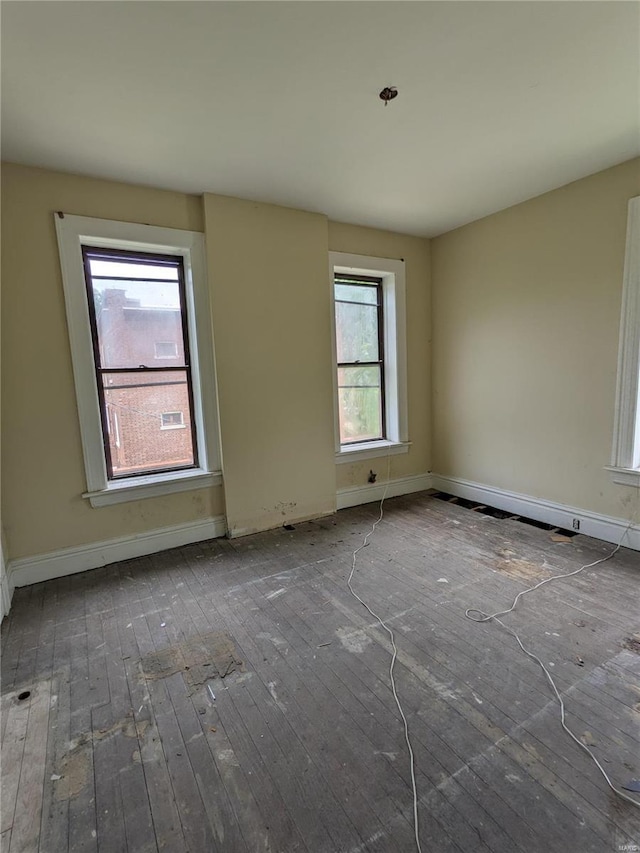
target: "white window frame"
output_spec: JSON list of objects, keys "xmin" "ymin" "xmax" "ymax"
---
[
  {"xmin": 330, "ymin": 252, "xmax": 409, "ymax": 463},
  {"xmin": 55, "ymin": 214, "xmax": 222, "ymax": 507},
  {"xmin": 608, "ymin": 196, "xmax": 640, "ymax": 487}
]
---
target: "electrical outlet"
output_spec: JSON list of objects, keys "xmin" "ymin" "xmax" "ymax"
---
[{"xmin": 572, "ymin": 518, "xmax": 580, "ymax": 531}]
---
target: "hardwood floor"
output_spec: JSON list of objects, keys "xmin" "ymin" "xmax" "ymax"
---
[{"xmin": 2, "ymin": 492, "xmax": 639, "ymax": 852}]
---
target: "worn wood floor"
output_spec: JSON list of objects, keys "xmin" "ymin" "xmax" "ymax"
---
[{"xmin": 2, "ymin": 492, "xmax": 639, "ymax": 853}]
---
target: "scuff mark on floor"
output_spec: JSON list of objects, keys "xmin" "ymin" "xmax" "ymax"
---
[
  {"xmin": 336, "ymin": 627, "xmax": 372, "ymax": 654},
  {"xmin": 267, "ymin": 681, "xmax": 288, "ymax": 714},
  {"xmin": 375, "ymin": 751, "xmax": 397, "ymax": 761},
  {"xmin": 266, "ymin": 588, "xmax": 286, "ymax": 601},
  {"xmin": 347, "ymin": 828, "xmax": 385, "ymax": 852}
]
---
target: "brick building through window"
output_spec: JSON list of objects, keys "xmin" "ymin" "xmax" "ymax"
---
[{"xmin": 85, "ymin": 250, "xmax": 196, "ymax": 478}]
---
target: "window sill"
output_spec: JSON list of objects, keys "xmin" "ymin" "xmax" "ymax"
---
[
  {"xmin": 83, "ymin": 469, "xmax": 223, "ymax": 507},
  {"xmin": 335, "ymin": 440, "xmax": 410, "ymax": 464},
  {"xmin": 604, "ymin": 465, "xmax": 640, "ymax": 487}
]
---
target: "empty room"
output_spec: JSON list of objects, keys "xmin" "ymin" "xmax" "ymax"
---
[{"xmin": 1, "ymin": 2, "xmax": 639, "ymax": 851}]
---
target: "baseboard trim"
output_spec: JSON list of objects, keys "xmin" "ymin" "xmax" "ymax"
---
[
  {"xmin": 9, "ymin": 473, "xmax": 637, "ymax": 592},
  {"xmin": 8, "ymin": 515, "xmax": 228, "ymax": 590},
  {"xmin": 1, "ymin": 547, "xmax": 12, "ymax": 622},
  {"xmin": 337, "ymin": 473, "xmax": 433, "ymax": 510},
  {"xmin": 432, "ymin": 474, "xmax": 640, "ymax": 552}
]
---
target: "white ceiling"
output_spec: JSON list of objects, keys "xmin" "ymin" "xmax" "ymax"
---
[{"xmin": 2, "ymin": 1, "xmax": 639, "ymax": 236}]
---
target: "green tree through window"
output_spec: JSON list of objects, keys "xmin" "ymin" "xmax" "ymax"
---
[{"xmin": 334, "ymin": 276, "xmax": 385, "ymax": 443}]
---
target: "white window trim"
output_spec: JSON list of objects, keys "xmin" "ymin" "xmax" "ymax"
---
[
  {"xmin": 329, "ymin": 252, "xmax": 409, "ymax": 463},
  {"xmin": 608, "ymin": 196, "xmax": 640, "ymax": 487},
  {"xmin": 55, "ymin": 214, "xmax": 222, "ymax": 507}
]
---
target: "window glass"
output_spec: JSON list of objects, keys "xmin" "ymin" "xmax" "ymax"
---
[
  {"xmin": 155, "ymin": 341, "xmax": 179, "ymax": 359},
  {"xmin": 83, "ymin": 248, "xmax": 197, "ymax": 479},
  {"xmin": 335, "ymin": 301, "xmax": 379, "ymax": 363},
  {"xmin": 87, "ymin": 257, "xmax": 186, "ymax": 369},
  {"xmin": 161, "ymin": 412, "xmax": 184, "ymax": 427},
  {"xmin": 337, "ymin": 366, "xmax": 383, "ymax": 442},
  {"xmin": 335, "ymin": 276, "xmax": 384, "ymax": 444},
  {"xmin": 334, "ymin": 283, "xmax": 378, "ymax": 305}
]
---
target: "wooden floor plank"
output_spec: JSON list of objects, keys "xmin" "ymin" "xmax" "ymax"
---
[
  {"xmin": 9, "ymin": 678, "xmax": 51, "ymax": 853},
  {"xmin": 38, "ymin": 625, "xmax": 73, "ymax": 853},
  {"xmin": 163, "ymin": 671, "xmax": 249, "ymax": 852},
  {"xmin": 148, "ymin": 676, "xmax": 220, "ymax": 852},
  {"xmin": 1, "ymin": 690, "xmax": 31, "ymax": 835},
  {"xmin": 123, "ymin": 658, "xmax": 187, "ymax": 853}
]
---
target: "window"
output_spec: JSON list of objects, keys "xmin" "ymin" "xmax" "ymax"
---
[
  {"xmin": 83, "ymin": 246, "xmax": 196, "ymax": 478},
  {"xmin": 330, "ymin": 252, "xmax": 409, "ymax": 462},
  {"xmin": 161, "ymin": 411, "xmax": 185, "ymax": 429},
  {"xmin": 335, "ymin": 275, "xmax": 385, "ymax": 443},
  {"xmin": 155, "ymin": 341, "xmax": 179, "ymax": 359},
  {"xmin": 56, "ymin": 214, "xmax": 221, "ymax": 507},
  {"xmin": 609, "ymin": 196, "xmax": 640, "ymax": 486}
]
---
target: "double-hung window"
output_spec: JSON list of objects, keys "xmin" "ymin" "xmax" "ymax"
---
[
  {"xmin": 56, "ymin": 215, "xmax": 221, "ymax": 506},
  {"xmin": 330, "ymin": 252, "xmax": 409, "ymax": 462},
  {"xmin": 609, "ymin": 196, "xmax": 640, "ymax": 486},
  {"xmin": 82, "ymin": 246, "xmax": 197, "ymax": 479},
  {"xmin": 335, "ymin": 275, "xmax": 385, "ymax": 444}
]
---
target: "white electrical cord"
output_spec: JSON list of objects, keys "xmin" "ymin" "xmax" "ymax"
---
[
  {"xmin": 346, "ymin": 456, "xmax": 423, "ymax": 853},
  {"xmin": 466, "ymin": 528, "xmax": 640, "ymax": 810}
]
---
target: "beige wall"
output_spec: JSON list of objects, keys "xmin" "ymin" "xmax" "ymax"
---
[
  {"xmin": 7, "ymin": 154, "xmax": 637, "ymax": 563},
  {"xmin": 3, "ymin": 165, "xmax": 433, "ymax": 562},
  {"xmin": 1, "ymin": 164, "xmax": 224, "ymax": 559},
  {"xmin": 328, "ymin": 222, "xmax": 431, "ymax": 490},
  {"xmin": 204, "ymin": 194, "xmax": 336, "ymax": 536},
  {"xmin": 5, "ymin": 154, "xmax": 637, "ymax": 564},
  {"xmin": 431, "ymin": 158, "xmax": 640, "ymax": 520}
]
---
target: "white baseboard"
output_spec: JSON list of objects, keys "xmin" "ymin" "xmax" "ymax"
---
[
  {"xmin": 432, "ymin": 474, "xmax": 640, "ymax": 552},
  {"xmin": 8, "ymin": 472, "xmax": 638, "ymax": 597},
  {"xmin": 1, "ymin": 547, "xmax": 12, "ymax": 622},
  {"xmin": 8, "ymin": 515, "xmax": 227, "ymax": 590},
  {"xmin": 337, "ymin": 473, "xmax": 433, "ymax": 510}
]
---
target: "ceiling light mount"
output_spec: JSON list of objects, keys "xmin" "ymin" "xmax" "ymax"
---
[{"xmin": 379, "ymin": 86, "xmax": 398, "ymax": 106}]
